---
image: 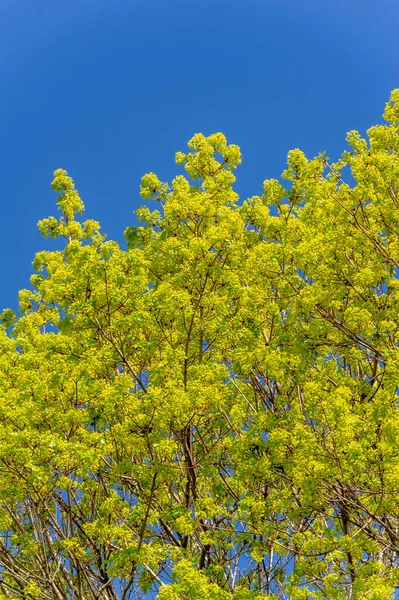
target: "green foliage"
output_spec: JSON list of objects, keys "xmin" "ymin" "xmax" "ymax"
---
[{"xmin": 1, "ymin": 92, "xmax": 399, "ymax": 598}]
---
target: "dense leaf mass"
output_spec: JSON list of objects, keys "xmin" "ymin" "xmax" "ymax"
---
[{"xmin": 2, "ymin": 93, "xmax": 399, "ymax": 599}]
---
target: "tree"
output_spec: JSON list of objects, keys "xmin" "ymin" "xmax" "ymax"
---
[{"xmin": 1, "ymin": 91, "xmax": 399, "ymax": 599}]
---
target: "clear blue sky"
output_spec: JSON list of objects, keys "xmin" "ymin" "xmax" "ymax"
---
[{"xmin": 1, "ymin": 0, "xmax": 398, "ymax": 312}]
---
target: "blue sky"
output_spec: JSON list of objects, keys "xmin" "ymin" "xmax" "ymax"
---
[{"xmin": 1, "ymin": 0, "xmax": 398, "ymax": 312}]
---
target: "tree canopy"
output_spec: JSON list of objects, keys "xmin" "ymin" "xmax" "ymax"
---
[{"xmin": 1, "ymin": 91, "xmax": 399, "ymax": 599}]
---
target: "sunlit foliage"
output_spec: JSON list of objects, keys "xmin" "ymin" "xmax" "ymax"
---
[{"xmin": 1, "ymin": 93, "xmax": 399, "ymax": 598}]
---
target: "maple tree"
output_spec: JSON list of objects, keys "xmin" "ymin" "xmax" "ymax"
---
[{"xmin": 1, "ymin": 91, "xmax": 399, "ymax": 599}]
